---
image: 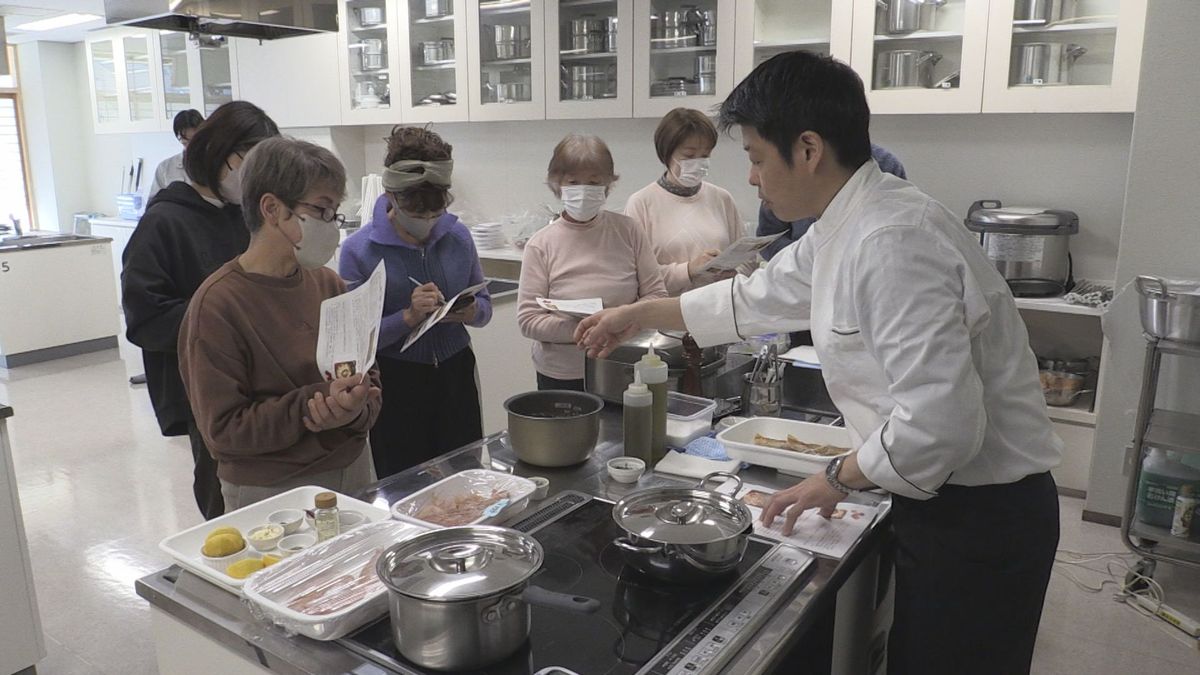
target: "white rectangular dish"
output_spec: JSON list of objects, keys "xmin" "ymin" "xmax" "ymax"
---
[
  {"xmin": 717, "ymin": 417, "xmax": 853, "ymax": 477},
  {"xmin": 390, "ymin": 469, "xmax": 535, "ymax": 528},
  {"xmin": 159, "ymin": 486, "xmax": 391, "ymax": 593},
  {"xmin": 242, "ymin": 520, "xmax": 428, "ymax": 641}
]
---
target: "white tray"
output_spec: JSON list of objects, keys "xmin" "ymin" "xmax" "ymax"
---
[
  {"xmin": 243, "ymin": 520, "xmax": 428, "ymax": 641},
  {"xmin": 159, "ymin": 486, "xmax": 391, "ymax": 593},
  {"xmin": 391, "ymin": 469, "xmax": 535, "ymax": 529},
  {"xmin": 717, "ymin": 417, "xmax": 853, "ymax": 477}
]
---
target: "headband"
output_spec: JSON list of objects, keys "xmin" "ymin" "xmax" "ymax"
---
[{"xmin": 382, "ymin": 159, "xmax": 453, "ymax": 191}]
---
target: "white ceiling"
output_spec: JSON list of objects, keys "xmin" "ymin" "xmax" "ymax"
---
[{"xmin": 2, "ymin": 1, "xmax": 106, "ymax": 44}]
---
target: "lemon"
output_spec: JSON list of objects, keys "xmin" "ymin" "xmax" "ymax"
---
[
  {"xmin": 226, "ymin": 558, "xmax": 265, "ymax": 579},
  {"xmin": 205, "ymin": 526, "xmax": 242, "ymax": 543},
  {"xmin": 202, "ymin": 533, "xmax": 245, "ymax": 558},
  {"xmin": 261, "ymin": 555, "xmax": 281, "ymax": 567}
]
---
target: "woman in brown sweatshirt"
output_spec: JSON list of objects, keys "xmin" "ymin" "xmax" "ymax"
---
[{"xmin": 179, "ymin": 137, "xmax": 382, "ymax": 512}]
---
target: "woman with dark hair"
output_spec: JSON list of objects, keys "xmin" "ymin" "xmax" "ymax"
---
[
  {"xmin": 339, "ymin": 126, "xmax": 491, "ymax": 478},
  {"xmin": 121, "ymin": 100, "xmax": 279, "ymax": 519},
  {"xmin": 624, "ymin": 107, "xmax": 744, "ymax": 296},
  {"xmin": 180, "ymin": 136, "xmax": 380, "ymax": 511}
]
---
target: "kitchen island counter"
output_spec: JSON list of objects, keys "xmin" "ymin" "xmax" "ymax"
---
[{"xmin": 137, "ymin": 411, "xmax": 892, "ymax": 675}]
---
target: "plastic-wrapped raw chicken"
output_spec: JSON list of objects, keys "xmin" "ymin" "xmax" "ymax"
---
[
  {"xmin": 390, "ymin": 469, "xmax": 536, "ymax": 528},
  {"xmin": 242, "ymin": 521, "xmax": 427, "ymax": 640}
]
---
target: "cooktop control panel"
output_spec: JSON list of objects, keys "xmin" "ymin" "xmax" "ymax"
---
[{"xmin": 638, "ymin": 545, "xmax": 814, "ymax": 675}]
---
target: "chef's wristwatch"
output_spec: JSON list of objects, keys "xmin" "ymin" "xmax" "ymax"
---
[{"xmin": 825, "ymin": 454, "xmax": 855, "ymax": 495}]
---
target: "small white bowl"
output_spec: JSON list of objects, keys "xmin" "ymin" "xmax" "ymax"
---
[
  {"xmin": 277, "ymin": 533, "xmax": 318, "ymax": 557},
  {"xmin": 268, "ymin": 509, "xmax": 305, "ymax": 535},
  {"xmin": 607, "ymin": 457, "xmax": 646, "ymax": 484},
  {"xmin": 304, "ymin": 509, "xmax": 368, "ymax": 533},
  {"xmin": 528, "ymin": 476, "xmax": 550, "ymax": 500},
  {"xmin": 201, "ymin": 545, "xmax": 250, "ymax": 572},
  {"xmin": 246, "ymin": 524, "xmax": 285, "ymax": 552}
]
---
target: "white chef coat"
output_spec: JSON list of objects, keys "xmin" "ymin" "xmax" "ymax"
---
[
  {"xmin": 145, "ymin": 151, "xmax": 187, "ymax": 200},
  {"xmin": 681, "ymin": 162, "xmax": 1062, "ymax": 500}
]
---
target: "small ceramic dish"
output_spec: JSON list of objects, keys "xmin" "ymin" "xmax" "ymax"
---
[
  {"xmin": 277, "ymin": 533, "xmax": 318, "ymax": 557},
  {"xmin": 200, "ymin": 545, "xmax": 250, "ymax": 572},
  {"xmin": 267, "ymin": 508, "xmax": 305, "ymax": 535},
  {"xmin": 246, "ymin": 524, "xmax": 285, "ymax": 552},
  {"xmin": 607, "ymin": 457, "xmax": 646, "ymax": 484},
  {"xmin": 528, "ymin": 476, "xmax": 550, "ymax": 500}
]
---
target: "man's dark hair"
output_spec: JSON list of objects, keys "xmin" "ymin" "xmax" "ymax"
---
[
  {"xmin": 183, "ymin": 101, "xmax": 280, "ymax": 202},
  {"xmin": 172, "ymin": 109, "xmax": 204, "ymax": 138},
  {"xmin": 717, "ymin": 50, "xmax": 871, "ymax": 170}
]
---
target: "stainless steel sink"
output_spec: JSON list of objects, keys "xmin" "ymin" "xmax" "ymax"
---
[{"xmin": 0, "ymin": 234, "xmax": 91, "ymax": 248}]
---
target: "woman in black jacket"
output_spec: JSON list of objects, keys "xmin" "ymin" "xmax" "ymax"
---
[{"xmin": 121, "ymin": 101, "xmax": 279, "ymax": 519}]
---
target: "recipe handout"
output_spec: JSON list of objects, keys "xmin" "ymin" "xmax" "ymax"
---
[
  {"xmin": 316, "ymin": 261, "xmax": 386, "ymax": 381},
  {"xmin": 701, "ymin": 232, "xmax": 787, "ymax": 273},
  {"xmin": 536, "ymin": 297, "xmax": 604, "ymax": 317},
  {"xmin": 401, "ymin": 280, "xmax": 491, "ymax": 352},
  {"xmin": 719, "ymin": 482, "xmax": 879, "ymax": 559}
]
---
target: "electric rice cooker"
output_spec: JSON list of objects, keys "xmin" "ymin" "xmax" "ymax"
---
[{"xmin": 965, "ymin": 200, "xmax": 1078, "ymax": 297}]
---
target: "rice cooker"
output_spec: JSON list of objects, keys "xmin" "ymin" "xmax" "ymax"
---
[{"xmin": 965, "ymin": 200, "xmax": 1078, "ymax": 297}]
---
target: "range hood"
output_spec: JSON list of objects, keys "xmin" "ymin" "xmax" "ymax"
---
[{"xmin": 104, "ymin": 1, "xmax": 339, "ymax": 40}]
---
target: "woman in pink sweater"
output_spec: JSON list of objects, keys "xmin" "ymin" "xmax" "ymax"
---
[
  {"xmin": 517, "ymin": 135, "xmax": 667, "ymax": 390},
  {"xmin": 625, "ymin": 108, "xmax": 744, "ymax": 296}
]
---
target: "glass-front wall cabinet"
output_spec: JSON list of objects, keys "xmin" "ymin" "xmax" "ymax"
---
[
  {"xmin": 89, "ymin": 39, "xmax": 120, "ymax": 126},
  {"xmin": 407, "ymin": 0, "xmax": 462, "ymax": 109},
  {"xmin": 346, "ymin": 0, "xmax": 394, "ymax": 113},
  {"xmin": 124, "ymin": 35, "xmax": 155, "ymax": 123}
]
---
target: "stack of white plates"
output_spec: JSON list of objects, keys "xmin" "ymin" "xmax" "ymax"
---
[{"xmin": 471, "ymin": 222, "xmax": 506, "ymax": 249}]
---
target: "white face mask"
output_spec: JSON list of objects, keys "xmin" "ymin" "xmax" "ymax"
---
[
  {"xmin": 389, "ymin": 206, "xmax": 440, "ymax": 241},
  {"xmin": 219, "ymin": 166, "xmax": 243, "ymax": 205},
  {"xmin": 286, "ymin": 213, "xmax": 340, "ymax": 269},
  {"xmin": 674, "ymin": 158, "xmax": 710, "ymax": 188},
  {"xmin": 560, "ymin": 185, "xmax": 607, "ymax": 222}
]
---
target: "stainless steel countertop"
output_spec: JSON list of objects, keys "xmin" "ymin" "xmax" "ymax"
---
[
  {"xmin": 136, "ymin": 410, "xmax": 891, "ymax": 675},
  {"xmin": 0, "ymin": 233, "xmax": 113, "ymax": 253}
]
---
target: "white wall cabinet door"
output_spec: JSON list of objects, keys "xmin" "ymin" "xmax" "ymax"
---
[
  {"xmin": 234, "ymin": 33, "xmax": 343, "ymax": 128},
  {"xmin": 733, "ymin": 0, "xmax": 853, "ymax": 80},
  {"xmin": 633, "ymin": 0, "xmax": 736, "ymax": 118},
  {"xmin": 849, "ymin": 0, "xmax": 991, "ymax": 114},
  {"xmin": 398, "ymin": 0, "xmax": 472, "ymax": 123},
  {"xmin": 545, "ymin": 0, "xmax": 634, "ymax": 119},
  {"xmin": 981, "ymin": 0, "xmax": 1146, "ymax": 113},
  {"xmin": 466, "ymin": 0, "xmax": 548, "ymax": 121},
  {"xmin": 338, "ymin": 0, "xmax": 407, "ymax": 124},
  {"xmin": 85, "ymin": 28, "xmax": 164, "ymax": 134},
  {"xmin": 158, "ymin": 32, "xmax": 240, "ymax": 124}
]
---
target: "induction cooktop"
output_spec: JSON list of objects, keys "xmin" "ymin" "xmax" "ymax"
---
[{"xmin": 338, "ymin": 493, "xmax": 814, "ymax": 675}]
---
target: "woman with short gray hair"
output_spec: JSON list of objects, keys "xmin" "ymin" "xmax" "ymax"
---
[{"xmin": 179, "ymin": 136, "xmax": 382, "ymax": 511}]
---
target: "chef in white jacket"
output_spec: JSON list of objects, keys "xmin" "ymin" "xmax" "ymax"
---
[{"xmin": 576, "ymin": 51, "xmax": 1062, "ymax": 675}]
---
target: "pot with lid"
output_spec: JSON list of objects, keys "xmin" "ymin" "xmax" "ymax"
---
[
  {"xmin": 376, "ymin": 526, "xmax": 600, "ymax": 671},
  {"xmin": 965, "ymin": 200, "xmax": 1078, "ymax": 297},
  {"xmin": 1136, "ymin": 276, "xmax": 1200, "ymax": 343},
  {"xmin": 612, "ymin": 472, "xmax": 753, "ymax": 583}
]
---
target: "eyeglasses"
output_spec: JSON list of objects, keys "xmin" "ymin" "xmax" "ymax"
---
[{"xmin": 296, "ymin": 201, "xmax": 347, "ymax": 227}]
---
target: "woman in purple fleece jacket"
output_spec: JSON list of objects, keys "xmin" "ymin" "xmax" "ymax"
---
[{"xmin": 339, "ymin": 126, "xmax": 492, "ymax": 477}]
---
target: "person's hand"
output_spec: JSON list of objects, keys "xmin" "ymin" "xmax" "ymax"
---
[
  {"xmin": 304, "ymin": 375, "xmax": 379, "ymax": 432},
  {"xmin": 403, "ymin": 283, "xmax": 444, "ymax": 326},
  {"xmin": 575, "ymin": 306, "xmax": 641, "ymax": 358},
  {"xmin": 440, "ymin": 298, "xmax": 477, "ymax": 324},
  {"xmin": 760, "ymin": 473, "xmax": 847, "ymax": 536},
  {"xmin": 687, "ymin": 249, "xmax": 721, "ymax": 281}
]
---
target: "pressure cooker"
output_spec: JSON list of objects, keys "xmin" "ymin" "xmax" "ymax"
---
[{"xmin": 965, "ymin": 200, "xmax": 1078, "ymax": 297}]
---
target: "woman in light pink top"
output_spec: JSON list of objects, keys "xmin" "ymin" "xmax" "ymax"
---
[{"xmin": 517, "ymin": 135, "xmax": 667, "ymax": 391}]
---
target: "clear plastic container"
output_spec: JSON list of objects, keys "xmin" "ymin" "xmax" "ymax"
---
[
  {"xmin": 665, "ymin": 391, "xmax": 717, "ymax": 447},
  {"xmin": 390, "ymin": 469, "xmax": 536, "ymax": 529}
]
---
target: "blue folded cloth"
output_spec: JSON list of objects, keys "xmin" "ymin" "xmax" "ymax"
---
[{"xmin": 681, "ymin": 434, "xmax": 733, "ymax": 461}]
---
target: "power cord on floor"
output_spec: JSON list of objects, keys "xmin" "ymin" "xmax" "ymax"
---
[{"xmin": 1052, "ymin": 549, "xmax": 1199, "ymax": 649}]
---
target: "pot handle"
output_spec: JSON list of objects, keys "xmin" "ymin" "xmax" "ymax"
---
[
  {"xmin": 1135, "ymin": 275, "xmax": 1169, "ymax": 298},
  {"xmin": 698, "ymin": 471, "xmax": 743, "ymax": 494},
  {"xmin": 876, "ymin": 0, "xmax": 887, "ymax": 9},
  {"xmin": 918, "ymin": 51, "xmax": 943, "ymax": 67},
  {"xmin": 613, "ymin": 535, "xmax": 663, "ymax": 555},
  {"xmin": 521, "ymin": 585, "xmax": 601, "ymax": 614},
  {"xmin": 1068, "ymin": 44, "xmax": 1088, "ymax": 60}
]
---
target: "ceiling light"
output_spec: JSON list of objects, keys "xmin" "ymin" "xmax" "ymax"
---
[{"xmin": 11, "ymin": 13, "xmax": 101, "ymax": 32}]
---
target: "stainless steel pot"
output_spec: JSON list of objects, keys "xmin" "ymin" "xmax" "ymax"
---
[
  {"xmin": 1136, "ymin": 276, "xmax": 1200, "ymax": 343},
  {"xmin": 360, "ymin": 39, "xmax": 385, "ymax": 71},
  {"xmin": 377, "ymin": 527, "xmax": 600, "ymax": 671},
  {"xmin": 965, "ymin": 200, "xmax": 1079, "ymax": 297},
  {"xmin": 876, "ymin": 0, "xmax": 946, "ymax": 35},
  {"xmin": 571, "ymin": 16, "xmax": 607, "ymax": 54},
  {"xmin": 874, "ymin": 49, "xmax": 942, "ymax": 89},
  {"xmin": 355, "ymin": 6, "xmax": 384, "ymax": 27},
  {"xmin": 494, "ymin": 81, "xmax": 531, "ymax": 103},
  {"xmin": 425, "ymin": 0, "xmax": 452, "ymax": 19},
  {"xmin": 612, "ymin": 472, "xmax": 753, "ymax": 583},
  {"xmin": 604, "ymin": 16, "xmax": 619, "ymax": 52},
  {"xmin": 568, "ymin": 64, "xmax": 613, "ymax": 100},
  {"xmin": 699, "ymin": 9, "xmax": 717, "ymax": 46},
  {"xmin": 1014, "ymin": 0, "xmax": 1076, "ymax": 25},
  {"xmin": 493, "ymin": 24, "xmax": 531, "ymax": 60},
  {"xmin": 585, "ymin": 330, "xmax": 727, "ymax": 404},
  {"xmin": 504, "ymin": 391, "xmax": 604, "ymax": 466},
  {"xmin": 421, "ymin": 41, "xmax": 443, "ymax": 65},
  {"xmin": 1014, "ymin": 42, "xmax": 1086, "ymax": 86}
]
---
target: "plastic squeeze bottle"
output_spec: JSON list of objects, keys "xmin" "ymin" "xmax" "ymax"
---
[
  {"xmin": 635, "ymin": 347, "xmax": 669, "ymax": 463},
  {"xmin": 623, "ymin": 370, "xmax": 654, "ymax": 464}
]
